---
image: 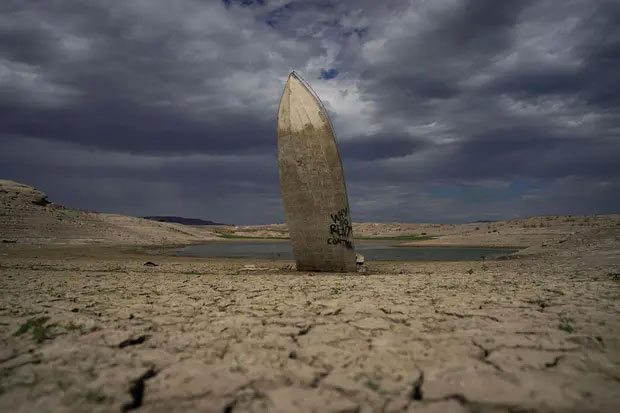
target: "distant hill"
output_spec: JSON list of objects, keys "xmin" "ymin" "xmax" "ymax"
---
[
  {"xmin": 0, "ymin": 180, "xmax": 219, "ymax": 245},
  {"xmin": 142, "ymin": 216, "xmax": 227, "ymax": 226}
]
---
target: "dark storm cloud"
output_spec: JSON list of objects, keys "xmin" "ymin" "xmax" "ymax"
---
[
  {"xmin": 343, "ymin": 0, "xmax": 620, "ymax": 197},
  {"xmin": 340, "ymin": 135, "xmax": 427, "ymax": 161},
  {"xmin": 356, "ymin": 0, "xmax": 535, "ymax": 106},
  {"xmin": 1, "ymin": 0, "xmax": 618, "ymax": 223},
  {"xmin": 0, "ymin": 0, "xmax": 317, "ymax": 153},
  {"xmin": 483, "ymin": 2, "xmax": 620, "ymax": 110},
  {"xmin": 439, "ymin": 135, "xmax": 620, "ymax": 182},
  {"xmin": 0, "ymin": 103, "xmax": 275, "ymax": 154}
]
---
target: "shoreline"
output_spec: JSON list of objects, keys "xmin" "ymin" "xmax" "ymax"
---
[
  {"xmin": 390, "ymin": 242, "xmax": 527, "ymax": 249},
  {"xmin": 1, "ymin": 238, "xmax": 528, "ymax": 258}
]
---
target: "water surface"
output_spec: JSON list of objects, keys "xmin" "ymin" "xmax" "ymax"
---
[{"xmin": 174, "ymin": 240, "xmax": 518, "ymax": 261}]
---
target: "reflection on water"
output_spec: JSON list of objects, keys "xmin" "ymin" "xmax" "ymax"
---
[{"xmin": 174, "ymin": 240, "xmax": 518, "ymax": 261}]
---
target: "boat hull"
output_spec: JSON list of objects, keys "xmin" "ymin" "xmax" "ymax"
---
[{"xmin": 276, "ymin": 72, "xmax": 356, "ymax": 272}]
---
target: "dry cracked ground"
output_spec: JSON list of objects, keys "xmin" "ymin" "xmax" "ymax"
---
[{"xmin": 1, "ymin": 228, "xmax": 620, "ymax": 413}]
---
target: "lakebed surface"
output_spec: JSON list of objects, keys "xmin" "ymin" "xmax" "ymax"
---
[{"xmin": 1, "ymin": 224, "xmax": 620, "ymax": 413}]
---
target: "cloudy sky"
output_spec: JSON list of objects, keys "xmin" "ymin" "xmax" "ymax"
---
[{"xmin": 1, "ymin": 0, "xmax": 619, "ymax": 224}]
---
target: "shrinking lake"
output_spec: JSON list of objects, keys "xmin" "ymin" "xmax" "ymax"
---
[{"xmin": 174, "ymin": 240, "xmax": 518, "ymax": 261}]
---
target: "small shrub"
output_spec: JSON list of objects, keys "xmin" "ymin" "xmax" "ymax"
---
[
  {"xmin": 363, "ymin": 378, "xmax": 380, "ymax": 392},
  {"xmin": 608, "ymin": 271, "xmax": 620, "ymax": 281},
  {"xmin": 14, "ymin": 317, "xmax": 56, "ymax": 343},
  {"xmin": 558, "ymin": 315, "xmax": 575, "ymax": 333}
]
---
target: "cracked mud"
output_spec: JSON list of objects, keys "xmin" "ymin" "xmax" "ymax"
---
[{"xmin": 1, "ymin": 226, "xmax": 620, "ymax": 412}]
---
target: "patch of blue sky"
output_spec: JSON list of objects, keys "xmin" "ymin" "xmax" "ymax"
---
[{"xmin": 320, "ymin": 68, "xmax": 339, "ymax": 80}]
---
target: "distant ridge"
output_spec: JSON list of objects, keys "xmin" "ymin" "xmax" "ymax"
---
[
  {"xmin": 0, "ymin": 179, "xmax": 220, "ymax": 245},
  {"xmin": 142, "ymin": 216, "xmax": 227, "ymax": 226}
]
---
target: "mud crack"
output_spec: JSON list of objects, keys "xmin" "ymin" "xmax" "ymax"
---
[
  {"xmin": 118, "ymin": 334, "xmax": 149, "ymax": 349},
  {"xmin": 422, "ymin": 393, "xmax": 536, "ymax": 413},
  {"xmin": 437, "ymin": 310, "xmax": 500, "ymax": 322},
  {"xmin": 121, "ymin": 366, "xmax": 157, "ymax": 412},
  {"xmin": 290, "ymin": 324, "xmax": 314, "ymax": 344},
  {"xmin": 472, "ymin": 340, "xmax": 504, "ymax": 372},
  {"xmin": 298, "ymin": 324, "xmax": 313, "ymax": 336},
  {"xmin": 310, "ymin": 365, "xmax": 333, "ymax": 388},
  {"xmin": 544, "ymin": 355, "xmax": 564, "ymax": 368},
  {"xmin": 411, "ymin": 371, "xmax": 424, "ymax": 401}
]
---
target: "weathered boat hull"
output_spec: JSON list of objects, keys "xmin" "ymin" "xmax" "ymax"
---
[{"xmin": 277, "ymin": 72, "xmax": 356, "ymax": 272}]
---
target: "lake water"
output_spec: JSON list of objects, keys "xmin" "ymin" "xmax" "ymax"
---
[{"xmin": 174, "ymin": 240, "xmax": 518, "ymax": 261}]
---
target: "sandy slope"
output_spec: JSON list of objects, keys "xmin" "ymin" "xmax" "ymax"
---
[
  {"xmin": 3, "ymin": 179, "xmax": 617, "ymax": 250},
  {"xmin": 228, "ymin": 215, "xmax": 620, "ymax": 250},
  {"xmin": 0, "ymin": 180, "xmax": 218, "ymax": 246}
]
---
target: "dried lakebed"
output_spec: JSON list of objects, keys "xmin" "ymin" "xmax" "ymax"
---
[
  {"xmin": 171, "ymin": 240, "xmax": 519, "ymax": 261},
  {"xmin": 1, "ymin": 226, "xmax": 619, "ymax": 412}
]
